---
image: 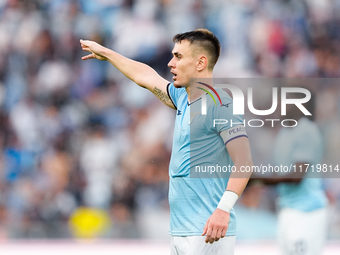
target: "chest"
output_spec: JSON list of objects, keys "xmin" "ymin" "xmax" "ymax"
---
[{"xmin": 174, "ymin": 100, "xmax": 213, "ymax": 143}]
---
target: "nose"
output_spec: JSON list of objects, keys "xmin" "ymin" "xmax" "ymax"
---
[{"xmin": 168, "ymin": 57, "xmax": 174, "ymax": 68}]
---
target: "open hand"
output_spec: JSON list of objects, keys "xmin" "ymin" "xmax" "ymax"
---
[{"xmin": 80, "ymin": 39, "xmax": 107, "ymax": 61}]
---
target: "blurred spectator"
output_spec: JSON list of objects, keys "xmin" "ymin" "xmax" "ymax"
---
[{"xmin": 80, "ymin": 124, "xmax": 119, "ymax": 208}]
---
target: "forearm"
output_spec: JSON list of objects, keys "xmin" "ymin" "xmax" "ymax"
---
[
  {"xmin": 226, "ymin": 150, "xmax": 253, "ymax": 196},
  {"xmin": 103, "ymin": 48, "xmax": 161, "ymax": 88},
  {"xmin": 226, "ymin": 162, "xmax": 252, "ymax": 196},
  {"xmin": 81, "ymin": 39, "xmax": 174, "ymax": 108},
  {"xmin": 226, "ymin": 177, "xmax": 250, "ymax": 196},
  {"xmin": 214, "ymin": 169, "xmax": 250, "ymax": 217},
  {"xmin": 216, "ymin": 158, "xmax": 252, "ymax": 213}
]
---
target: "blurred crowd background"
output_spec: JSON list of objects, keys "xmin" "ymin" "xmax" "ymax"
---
[{"xmin": 0, "ymin": 0, "xmax": 339, "ymax": 242}]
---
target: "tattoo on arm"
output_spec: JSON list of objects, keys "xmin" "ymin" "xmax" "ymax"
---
[{"xmin": 153, "ymin": 87, "xmax": 174, "ymax": 107}]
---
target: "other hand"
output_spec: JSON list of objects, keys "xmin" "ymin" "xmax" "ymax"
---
[{"xmin": 202, "ymin": 208, "xmax": 230, "ymax": 244}]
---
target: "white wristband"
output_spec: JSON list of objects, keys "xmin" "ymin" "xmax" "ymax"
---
[{"xmin": 217, "ymin": 191, "xmax": 239, "ymax": 213}]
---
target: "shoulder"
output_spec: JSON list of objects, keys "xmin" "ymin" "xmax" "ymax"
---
[
  {"xmin": 168, "ymin": 83, "xmax": 187, "ymax": 98},
  {"xmin": 214, "ymin": 88, "xmax": 233, "ymax": 106},
  {"xmin": 167, "ymin": 83, "xmax": 187, "ymax": 108},
  {"xmin": 216, "ymin": 88, "xmax": 233, "ymax": 100}
]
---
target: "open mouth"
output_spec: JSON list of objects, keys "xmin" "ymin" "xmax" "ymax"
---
[{"xmin": 171, "ymin": 72, "xmax": 177, "ymax": 80}]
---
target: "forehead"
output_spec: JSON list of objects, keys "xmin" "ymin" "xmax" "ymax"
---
[{"xmin": 172, "ymin": 40, "xmax": 194, "ymax": 55}]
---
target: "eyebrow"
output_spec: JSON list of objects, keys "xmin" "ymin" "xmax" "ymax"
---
[{"xmin": 172, "ymin": 52, "xmax": 182, "ymax": 57}]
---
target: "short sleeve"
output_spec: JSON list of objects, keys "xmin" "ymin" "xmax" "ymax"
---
[
  {"xmin": 167, "ymin": 83, "xmax": 186, "ymax": 110},
  {"xmin": 213, "ymin": 98, "xmax": 245, "ymax": 134}
]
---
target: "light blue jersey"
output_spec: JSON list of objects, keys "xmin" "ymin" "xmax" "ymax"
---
[
  {"xmin": 273, "ymin": 117, "xmax": 328, "ymax": 212},
  {"xmin": 166, "ymin": 83, "xmax": 245, "ymax": 236}
]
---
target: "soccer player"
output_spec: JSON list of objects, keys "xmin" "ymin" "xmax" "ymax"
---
[
  {"xmin": 257, "ymin": 92, "xmax": 328, "ymax": 255},
  {"xmin": 80, "ymin": 29, "xmax": 253, "ymax": 255}
]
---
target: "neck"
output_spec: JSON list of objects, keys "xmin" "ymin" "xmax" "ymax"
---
[{"xmin": 186, "ymin": 72, "xmax": 213, "ymax": 102}]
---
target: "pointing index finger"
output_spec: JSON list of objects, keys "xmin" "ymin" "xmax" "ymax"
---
[{"xmin": 80, "ymin": 39, "xmax": 89, "ymax": 47}]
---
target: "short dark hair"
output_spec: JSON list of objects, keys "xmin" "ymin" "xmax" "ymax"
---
[{"xmin": 173, "ymin": 29, "xmax": 221, "ymax": 70}]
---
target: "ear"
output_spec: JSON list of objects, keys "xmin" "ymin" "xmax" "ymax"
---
[{"xmin": 197, "ymin": 55, "xmax": 208, "ymax": 71}]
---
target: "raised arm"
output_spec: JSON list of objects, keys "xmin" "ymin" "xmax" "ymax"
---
[{"xmin": 80, "ymin": 40, "xmax": 175, "ymax": 109}]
